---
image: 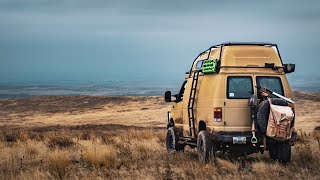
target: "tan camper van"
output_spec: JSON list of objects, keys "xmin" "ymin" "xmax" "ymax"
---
[{"xmin": 164, "ymin": 42, "xmax": 297, "ymax": 163}]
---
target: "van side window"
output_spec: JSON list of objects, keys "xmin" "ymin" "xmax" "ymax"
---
[
  {"xmin": 227, "ymin": 76, "xmax": 253, "ymax": 99},
  {"xmin": 176, "ymin": 80, "xmax": 187, "ymax": 102},
  {"xmin": 257, "ymin": 76, "xmax": 284, "ymax": 96},
  {"xmin": 195, "ymin": 60, "xmax": 203, "ymax": 70}
]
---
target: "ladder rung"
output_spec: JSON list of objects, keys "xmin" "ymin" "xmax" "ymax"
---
[{"xmin": 187, "ymin": 71, "xmax": 198, "ymax": 139}]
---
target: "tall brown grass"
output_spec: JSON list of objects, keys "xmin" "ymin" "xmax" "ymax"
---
[
  {"xmin": 0, "ymin": 128, "xmax": 319, "ymax": 179},
  {"xmin": 83, "ymin": 144, "xmax": 116, "ymax": 168},
  {"xmin": 47, "ymin": 150, "xmax": 70, "ymax": 179}
]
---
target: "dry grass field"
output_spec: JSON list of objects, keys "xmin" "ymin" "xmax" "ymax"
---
[{"xmin": 0, "ymin": 92, "xmax": 319, "ymax": 179}]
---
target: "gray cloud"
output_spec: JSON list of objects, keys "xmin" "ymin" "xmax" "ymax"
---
[{"xmin": 0, "ymin": 0, "xmax": 319, "ymax": 82}]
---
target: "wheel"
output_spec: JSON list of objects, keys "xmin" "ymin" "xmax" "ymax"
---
[
  {"xmin": 268, "ymin": 141, "xmax": 291, "ymax": 163},
  {"xmin": 268, "ymin": 142, "xmax": 278, "ymax": 160},
  {"xmin": 166, "ymin": 127, "xmax": 184, "ymax": 153},
  {"xmin": 277, "ymin": 141, "xmax": 291, "ymax": 163},
  {"xmin": 197, "ymin": 130, "xmax": 212, "ymax": 163},
  {"xmin": 256, "ymin": 98, "xmax": 288, "ymax": 134}
]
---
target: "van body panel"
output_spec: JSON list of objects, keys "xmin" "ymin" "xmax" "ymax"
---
[{"xmin": 170, "ymin": 43, "xmax": 294, "ymax": 137}]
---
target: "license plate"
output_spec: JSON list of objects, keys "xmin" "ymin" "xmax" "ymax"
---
[{"xmin": 233, "ymin": 137, "xmax": 246, "ymax": 144}]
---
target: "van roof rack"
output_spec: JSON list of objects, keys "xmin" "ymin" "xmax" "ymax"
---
[
  {"xmin": 202, "ymin": 42, "xmax": 277, "ymax": 54},
  {"xmin": 216, "ymin": 42, "xmax": 276, "ymax": 47},
  {"xmin": 189, "ymin": 42, "xmax": 283, "ymax": 74}
]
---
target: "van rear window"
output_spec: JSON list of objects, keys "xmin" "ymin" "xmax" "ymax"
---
[
  {"xmin": 257, "ymin": 76, "xmax": 284, "ymax": 96},
  {"xmin": 227, "ymin": 76, "xmax": 253, "ymax": 99}
]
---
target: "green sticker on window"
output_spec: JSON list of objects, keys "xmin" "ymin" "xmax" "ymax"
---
[{"xmin": 202, "ymin": 59, "xmax": 217, "ymax": 74}]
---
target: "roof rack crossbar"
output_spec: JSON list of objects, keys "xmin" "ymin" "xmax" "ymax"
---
[
  {"xmin": 219, "ymin": 65, "xmax": 284, "ymax": 69},
  {"xmin": 208, "ymin": 42, "xmax": 276, "ymax": 50}
]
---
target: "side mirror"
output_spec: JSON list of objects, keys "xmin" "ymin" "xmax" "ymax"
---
[
  {"xmin": 283, "ymin": 63, "xmax": 295, "ymax": 73},
  {"xmin": 164, "ymin": 91, "xmax": 172, "ymax": 102}
]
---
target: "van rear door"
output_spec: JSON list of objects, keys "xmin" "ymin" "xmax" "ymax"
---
[{"xmin": 224, "ymin": 76, "xmax": 253, "ymax": 131}]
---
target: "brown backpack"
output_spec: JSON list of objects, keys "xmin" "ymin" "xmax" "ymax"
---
[{"xmin": 266, "ymin": 99, "xmax": 294, "ymax": 141}]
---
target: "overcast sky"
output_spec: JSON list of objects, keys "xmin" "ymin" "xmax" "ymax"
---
[{"xmin": 0, "ymin": 0, "xmax": 319, "ymax": 83}]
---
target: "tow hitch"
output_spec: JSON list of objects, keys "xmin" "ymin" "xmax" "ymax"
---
[{"xmin": 248, "ymin": 95, "xmax": 258, "ymax": 144}]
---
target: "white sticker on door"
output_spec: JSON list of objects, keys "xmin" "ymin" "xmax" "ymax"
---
[{"xmin": 229, "ymin": 93, "xmax": 234, "ymax": 97}]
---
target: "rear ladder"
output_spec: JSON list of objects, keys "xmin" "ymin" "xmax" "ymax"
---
[{"xmin": 187, "ymin": 71, "xmax": 200, "ymax": 137}]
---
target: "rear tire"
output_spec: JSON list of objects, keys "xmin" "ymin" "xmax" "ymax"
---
[
  {"xmin": 277, "ymin": 141, "xmax": 291, "ymax": 164},
  {"xmin": 268, "ymin": 142, "xmax": 279, "ymax": 161},
  {"xmin": 166, "ymin": 127, "xmax": 184, "ymax": 153},
  {"xmin": 256, "ymin": 98, "xmax": 288, "ymax": 134},
  {"xmin": 197, "ymin": 130, "xmax": 212, "ymax": 163},
  {"xmin": 268, "ymin": 141, "xmax": 291, "ymax": 163}
]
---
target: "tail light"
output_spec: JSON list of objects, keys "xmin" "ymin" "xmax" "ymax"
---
[{"xmin": 214, "ymin": 107, "xmax": 222, "ymax": 122}]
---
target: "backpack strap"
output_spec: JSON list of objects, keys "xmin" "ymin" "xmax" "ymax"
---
[
  {"xmin": 268, "ymin": 98, "xmax": 272, "ymax": 105},
  {"xmin": 268, "ymin": 98, "xmax": 278, "ymax": 125}
]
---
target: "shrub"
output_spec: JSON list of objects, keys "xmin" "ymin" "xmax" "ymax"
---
[
  {"xmin": 19, "ymin": 168, "xmax": 48, "ymax": 180},
  {"xmin": 3, "ymin": 133, "xmax": 17, "ymax": 143},
  {"xmin": 217, "ymin": 158, "xmax": 239, "ymax": 174},
  {"xmin": 80, "ymin": 131, "xmax": 95, "ymax": 141},
  {"xmin": 127, "ymin": 129, "xmax": 157, "ymax": 140},
  {"xmin": 297, "ymin": 129, "xmax": 310, "ymax": 143},
  {"xmin": 84, "ymin": 145, "xmax": 116, "ymax": 168},
  {"xmin": 101, "ymin": 135, "xmax": 114, "ymax": 145},
  {"xmin": 47, "ymin": 150, "xmax": 70, "ymax": 179},
  {"xmin": 47, "ymin": 135, "xmax": 74, "ymax": 149},
  {"xmin": 24, "ymin": 140, "xmax": 47, "ymax": 157},
  {"xmin": 1, "ymin": 131, "xmax": 28, "ymax": 143},
  {"xmin": 294, "ymin": 144, "xmax": 315, "ymax": 165},
  {"xmin": 313, "ymin": 126, "xmax": 320, "ymax": 140}
]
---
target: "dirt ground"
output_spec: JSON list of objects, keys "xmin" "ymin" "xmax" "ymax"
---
[
  {"xmin": 292, "ymin": 91, "xmax": 320, "ymax": 132},
  {"xmin": 0, "ymin": 91, "xmax": 319, "ymax": 132},
  {"xmin": 0, "ymin": 96, "xmax": 168, "ymax": 131}
]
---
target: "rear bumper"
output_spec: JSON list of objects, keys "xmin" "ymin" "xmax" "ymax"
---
[
  {"xmin": 211, "ymin": 131, "xmax": 263, "ymax": 144},
  {"xmin": 211, "ymin": 130, "xmax": 298, "ymax": 145}
]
